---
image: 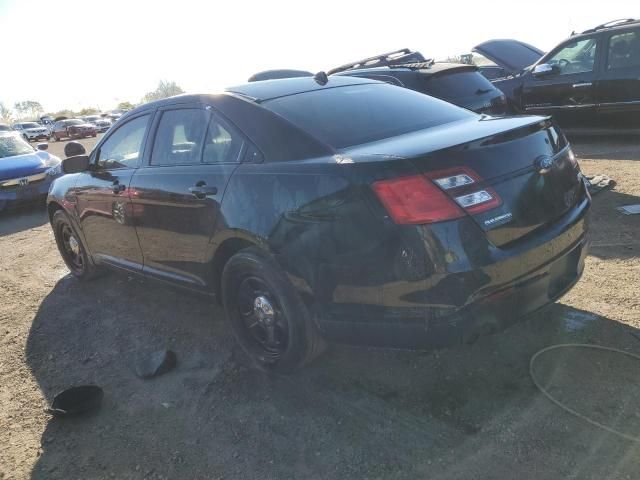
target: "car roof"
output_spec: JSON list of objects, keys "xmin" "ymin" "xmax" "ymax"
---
[
  {"xmin": 579, "ymin": 18, "xmax": 640, "ymax": 35},
  {"xmin": 226, "ymin": 75, "xmax": 380, "ymax": 103}
]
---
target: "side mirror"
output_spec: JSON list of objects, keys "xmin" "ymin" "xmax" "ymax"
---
[
  {"xmin": 36, "ymin": 142, "xmax": 49, "ymax": 151},
  {"xmin": 64, "ymin": 141, "xmax": 86, "ymax": 158},
  {"xmin": 62, "ymin": 155, "xmax": 90, "ymax": 174},
  {"xmin": 532, "ymin": 63, "xmax": 556, "ymax": 78}
]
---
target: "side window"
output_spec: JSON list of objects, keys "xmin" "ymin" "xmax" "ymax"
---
[
  {"xmin": 97, "ymin": 114, "xmax": 150, "ymax": 170},
  {"xmin": 150, "ymin": 109, "xmax": 208, "ymax": 166},
  {"xmin": 607, "ymin": 30, "xmax": 640, "ymax": 70},
  {"xmin": 201, "ymin": 114, "xmax": 243, "ymax": 164},
  {"xmin": 243, "ymin": 143, "xmax": 264, "ymax": 163},
  {"xmin": 547, "ymin": 38, "xmax": 598, "ymax": 75}
]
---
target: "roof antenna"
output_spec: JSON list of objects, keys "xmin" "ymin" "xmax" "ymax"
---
[{"xmin": 314, "ymin": 71, "xmax": 329, "ymax": 86}]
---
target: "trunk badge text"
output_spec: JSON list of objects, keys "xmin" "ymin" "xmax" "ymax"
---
[{"xmin": 18, "ymin": 178, "xmax": 29, "ymax": 187}]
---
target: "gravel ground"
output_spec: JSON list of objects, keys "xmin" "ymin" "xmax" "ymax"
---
[{"xmin": 0, "ymin": 135, "xmax": 639, "ymax": 479}]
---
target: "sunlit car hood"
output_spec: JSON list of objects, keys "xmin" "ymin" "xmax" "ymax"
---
[{"xmin": 0, "ymin": 151, "xmax": 60, "ymax": 181}]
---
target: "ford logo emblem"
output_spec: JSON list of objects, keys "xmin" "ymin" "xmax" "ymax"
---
[{"xmin": 534, "ymin": 155, "xmax": 554, "ymax": 174}]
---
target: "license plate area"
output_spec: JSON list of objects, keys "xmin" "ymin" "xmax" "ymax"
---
[{"xmin": 15, "ymin": 184, "xmax": 39, "ymax": 199}]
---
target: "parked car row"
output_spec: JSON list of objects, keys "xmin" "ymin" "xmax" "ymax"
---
[{"xmin": 4, "ymin": 109, "xmax": 127, "ymax": 144}]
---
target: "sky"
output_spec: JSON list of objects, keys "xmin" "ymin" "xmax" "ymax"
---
[{"xmin": 0, "ymin": 0, "xmax": 636, "ymax": 113}]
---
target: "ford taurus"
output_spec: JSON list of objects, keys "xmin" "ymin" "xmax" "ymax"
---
[{"xmin": 47, "ymin": 76, "xmax": 590, "ymax": 372}]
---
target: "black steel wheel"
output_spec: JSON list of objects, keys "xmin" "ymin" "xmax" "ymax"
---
[
  {"xmin": 236, "ymin": 276, "xmax": 289, "ymax": 361},
  {"xmin": 51, "ymin": 210, "xmax": 100, "ymax": 280},
  {"xmin": 222, "ymin": 248, "xmax": 325, "ymax": 373}
]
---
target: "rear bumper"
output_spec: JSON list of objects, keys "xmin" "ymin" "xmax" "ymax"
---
[
  {"xmin": 25, "ymin": 133, "xmax": 49, "ymax": 140},
  {"xmin": 316, "ymin": 194, "xmax": 590, "ymax": 349},
  {"xmin": 70, "ymin": 130, "xmax": 95, "ymax": 137},
  {"xmin": 320, "ymin": 235, "xmax": 587, "ymax": 349}
]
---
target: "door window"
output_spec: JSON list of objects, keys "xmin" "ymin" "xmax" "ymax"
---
[
  {"xmin": 547, "ymin": 38, "xmax": 598, "ymax": 75},
  {"xmin": 151, "ymin": 109, "xmax": 208, "ymax": 166},
  {"xmin": 97, "ymin": 114, "xmax": 150, "ymax": 169},
  {"xmin": 202, "ymin": 114, "xmax": 243, "ymax": 164},
  {"xmin": 607, "ymin": 30, "xmax": 640, "ymax": 70}
]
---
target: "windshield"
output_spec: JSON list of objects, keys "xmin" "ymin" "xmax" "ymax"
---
[
  {"xmin": 66, "ymin": 119, "xmax": 84, "ymax": 126},
  {"xmin": 0, "ymin": 134, "xmax": 35, "ymax": 159},
  {"xmin": 21, "ymin": 122, "xmax": 40, "ymax": 129},
  {"xmin": 264, "ymin": 83, "xmax": 473, "ymax": 149}
]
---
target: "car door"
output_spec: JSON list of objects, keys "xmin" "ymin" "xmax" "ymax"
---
[
  {"xmin": 597, "ymin": 28, "xmax": 640, "ymax": 128},
  {"xmin": 129, "ymin": 105, "xmax": 243, "ymax": 289},
  {"xmin": 74, "ymin": 113, "xmax": 152, "ymax": 271},
  {"xmin": 522, "ymin": 36, "xmax": 601, "ymax": 126}
]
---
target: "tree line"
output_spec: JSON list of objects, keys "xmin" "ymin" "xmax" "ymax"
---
[{"xmin": 1, "ymin": 80, "xmax": 184, "ymax": 124}]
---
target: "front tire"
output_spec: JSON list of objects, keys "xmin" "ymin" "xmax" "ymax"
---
[
  {"xmin": 221, "ymin": 248, "xmax": 325, "ymax": 373},
  {"xmin": 51, "ymin": 210, "xmax": 100, "ymax": 280}
]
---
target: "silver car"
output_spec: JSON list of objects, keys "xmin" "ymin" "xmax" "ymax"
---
[{"xmin": 12, "ymin": 122, "xmax": 49, "ymax": 142}]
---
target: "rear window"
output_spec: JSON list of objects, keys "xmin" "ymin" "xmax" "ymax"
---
[
  {"xmin": 264, "ymin": 83, "xmax": 473, "ymax": 149},
  {"xmin": 426, "ymin": 71, "xmax": 496, "ymax": 100}
]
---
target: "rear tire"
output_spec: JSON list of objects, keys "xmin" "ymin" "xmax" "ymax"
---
[
  {"xmin": 221, "ymin": 248, "xmax": 325, "ymax": 373},
  {"xmin": 51, "ymin": 210, "xmax": 100, "ymax": 280}
]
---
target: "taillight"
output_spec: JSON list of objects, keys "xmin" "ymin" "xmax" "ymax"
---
[
  {"xmin": 372, "ymin": 166, "xmax": 502, "ymax": 225},
  {"xmin": 427, "ymin": 166, "xmax": 501, "ymax": 214},
  {"xmin": 372, "ymin": 175, "xmax": 464, "ymax": 224}
]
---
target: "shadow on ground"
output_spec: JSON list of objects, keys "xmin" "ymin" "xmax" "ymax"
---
[
  {"xmin": 570, "ymin": 135, "xmax": 640, "ymax": 162},
  {"xmin": 587, "ymin": 188, "xmax": 640, "ymax": 260},
  {"xmin": 26, "ymin": 272, "xmax": 640, "ymax": 479},
  {"xmin": 0, "ymin": 205, "xmax": 48, "ymax": 237}
]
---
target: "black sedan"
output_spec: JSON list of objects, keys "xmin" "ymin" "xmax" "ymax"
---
[{"xmin": 48, "ymin": 76, "xmax": 590, "ymax": 372}]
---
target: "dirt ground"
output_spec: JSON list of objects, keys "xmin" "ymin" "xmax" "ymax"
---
[{"xmin": 1, "ymin": 134, "xmax": 639, "ymax": 479}]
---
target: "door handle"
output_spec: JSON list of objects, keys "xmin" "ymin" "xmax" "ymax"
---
[
  {"xmin": 572, "ymin": 82, "xmax": 593, "ymax": 88},
  {"xmin": 189, "ymin": 183, "xmax": 218, "ymax": 199},
  {"xmin": 111, "ymin": 181, "xmax": 126, "ymax": 194}
]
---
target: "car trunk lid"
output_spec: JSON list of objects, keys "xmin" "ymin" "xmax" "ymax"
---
[
  {"xmin": 472, "ymin": 39, "xmax": 544, "ymax": 75},
  {"xmin": 345, "ymin": 116, "xmax": 584, "ymax": 247}
]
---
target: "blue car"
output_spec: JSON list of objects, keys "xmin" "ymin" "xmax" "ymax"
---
[{"xmin": 0, "ymin": 132, "xmax": 62, "ymax": 211}]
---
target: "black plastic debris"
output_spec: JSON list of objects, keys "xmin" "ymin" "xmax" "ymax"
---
[
  {"xmin": 135, "ymin": 350, "xmax": 177, "ymax": 379},
  {"xmin": 46, "ymin": 385, "xmax": 103, "ymax": 417}
]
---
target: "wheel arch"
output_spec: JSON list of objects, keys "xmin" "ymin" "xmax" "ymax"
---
[
  {"xmin": 210, "ymin": 236, "xmax": 262, "ymax": 303},
  {"xmin": 47, "ymin": 201, "xmax": 64, "ymax": 222}
]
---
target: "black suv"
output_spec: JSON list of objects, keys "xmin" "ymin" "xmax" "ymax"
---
[
  {"xmin": 250, "ymin": 49, "xmax": 509, "ymax": 115},
  {"xmin": 474, "ymin": 19, "xmax": 640, "ymax": 131}
]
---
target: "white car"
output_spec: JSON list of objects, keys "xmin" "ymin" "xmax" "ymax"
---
[{"xmin": 12, "ymin": 122, "xmax": 49, "ymax": 142}]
